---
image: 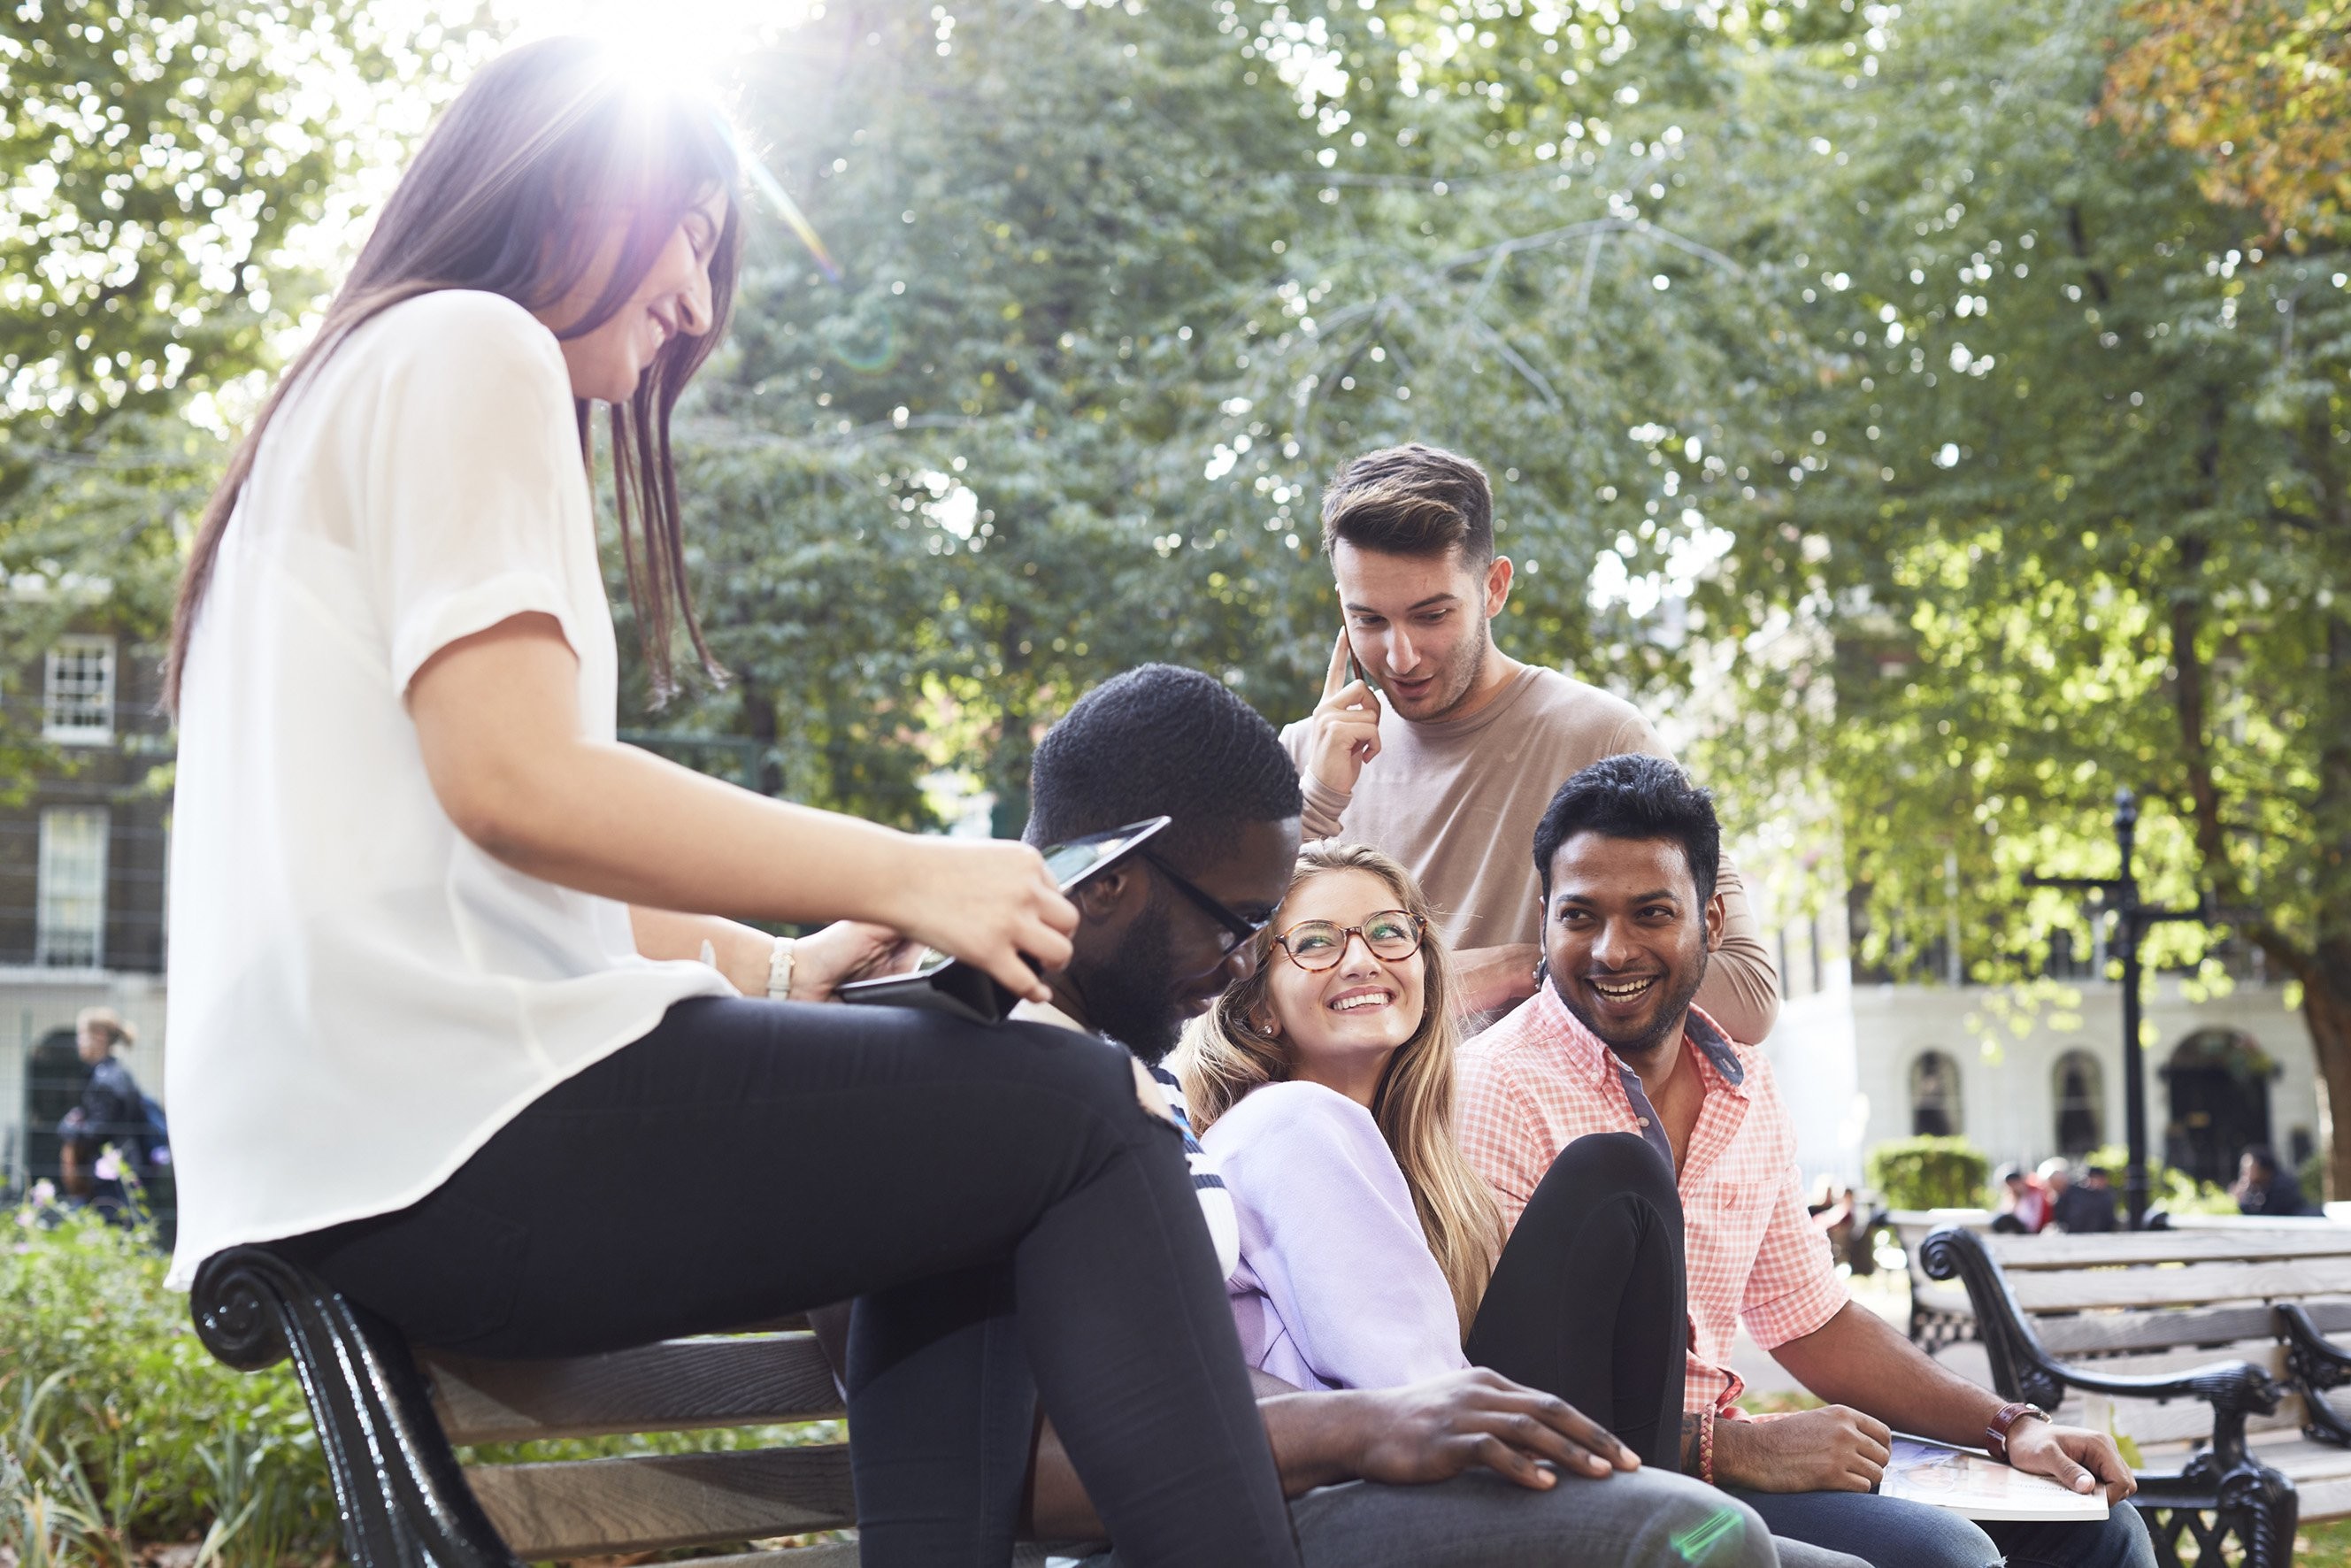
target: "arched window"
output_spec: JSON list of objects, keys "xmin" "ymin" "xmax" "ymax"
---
[
  {"xmin": 2053, "ymin": 1049, "xmax": 2103, "ymax": 1155},
  {"xmin": 1910, "ymin": 1050, "xmax": 1963, "ymax": 1137}
]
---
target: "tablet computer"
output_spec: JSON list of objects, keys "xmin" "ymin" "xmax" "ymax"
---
[{"xmin": 835, "ymin": 815, "xmax": 1172, "ymax": 1025}]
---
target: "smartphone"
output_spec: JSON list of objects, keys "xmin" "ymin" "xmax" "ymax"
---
[
  {"xmin": 836, "ymin": 816, "xmax": 1173, "ymax": 1025},
  {"xmin": 1346, "ymin": 641, "xmax": 1383, "ymax": 701}
]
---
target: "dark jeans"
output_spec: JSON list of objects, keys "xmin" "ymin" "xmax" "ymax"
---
[
  {"xmin": 1466, "ymin": 1132, "xmax": 1687, "ymax": 1467},
  {"xmin": 273, "ymin": 995, "xmax": 1299, "ymax": 1568},
  {"xmin": 1729, "ymin": 1485, "xmax": 2157, "ymax": 1568}
]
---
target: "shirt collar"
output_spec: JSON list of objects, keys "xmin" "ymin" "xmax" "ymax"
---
[
  {"xmin": 1524, "ymin": 981, "xmax": 1748, "ymax": 1095},
  {"xmin": 1010, "ymin": 996, "xmax": 1089, "ymax": 1035}
]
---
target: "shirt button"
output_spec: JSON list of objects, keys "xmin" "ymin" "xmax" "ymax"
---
[{"xmin": 1637, "ymin": 1117, "xmax": 1651, "ymax": 1127}]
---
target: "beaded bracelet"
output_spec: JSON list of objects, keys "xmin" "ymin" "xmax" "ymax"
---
[{"xmin": 1683, "ymin": 1407, "xmax": 1717, "ymax": 1485}]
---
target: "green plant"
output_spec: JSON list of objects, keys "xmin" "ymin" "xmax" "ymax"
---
[
  {"xmin": 0, "ymin": 1208, "xmax": 339, "ymax": 1561},
  {"xmin": 1866, "ymin": 1136, "xmax": 1994, "ymax": 1211}
]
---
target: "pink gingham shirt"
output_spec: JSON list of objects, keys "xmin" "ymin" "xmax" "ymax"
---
[{"xmin": 1456, "ymin": 984, "xmax": 1847, "ymax": 1419}]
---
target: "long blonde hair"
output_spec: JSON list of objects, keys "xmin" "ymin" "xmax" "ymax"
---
[{"xmin": 1179, "ymin": 843, "xmax": 1500, "ymax": 1333}]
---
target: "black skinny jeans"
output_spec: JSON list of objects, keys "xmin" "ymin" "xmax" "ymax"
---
[
  {"xmin": 1464, "ymin": 1132, "xmax": 1687, "ymax": 1468},
  {"xmin": 273, "ymin": 996, "xmax": 1299, "ymax": 1568}
]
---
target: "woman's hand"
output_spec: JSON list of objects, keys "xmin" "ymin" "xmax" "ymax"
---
[
  {"xmin": 880, "ymin": 837, "xmax": 1078, "ymax": 1004},
  {"xmin": 790, "ymin": 921, "xmax": 924, "ymax": 1003}
]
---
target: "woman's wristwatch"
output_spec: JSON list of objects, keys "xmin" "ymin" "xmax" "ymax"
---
[
  {"xmin": 766, "ymin": 935, "xmax": 796, "ymax": 1001},
  {"xmin": 1985, "ymin": 1401, "xmax": 2048, "ymax": 1463}
]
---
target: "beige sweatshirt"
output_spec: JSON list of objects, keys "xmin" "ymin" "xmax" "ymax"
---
[{"xmin": 1279, "ymin": 665, "xmax": 1782, "ymax": 1044}]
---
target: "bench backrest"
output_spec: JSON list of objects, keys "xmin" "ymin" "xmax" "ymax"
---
[
  {"xmin": 421, "ymin": 1327, "xmax": 856, "ymax": 1562},
  {"xmin": 1916, "ymin": 1223, "xmax": 2351, "ymax": 1450}
]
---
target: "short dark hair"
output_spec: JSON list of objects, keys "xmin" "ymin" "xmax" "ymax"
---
[
  {"xmin": 1026, "ymin": 664, "xmax": 1302, "ymax": 868},
  {"xmin": 2243, "ymin": 1145, "xmax": 2279, "ymax": 1175},
  {"xmin": 1320, "ymin": 442, "xmax": 1494, "ymax": 566},
  {"xmin": 1532, "ymin": 753, "xmax": 1721, "ymax": 906}
]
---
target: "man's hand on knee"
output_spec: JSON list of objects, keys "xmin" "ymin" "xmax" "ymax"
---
[
  {"xmin": 1268, "ymin": 1368, "xmax": 1639, "ymax": 1496},
  {"xmin": 1711, "ymin": 1405, "xmax": 1890, "ymax": 1494}
]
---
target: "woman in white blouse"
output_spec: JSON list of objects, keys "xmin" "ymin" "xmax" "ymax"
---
[{"xmin": 160, "ymin": 39, "xmax": 1295, "ymax": 1568}]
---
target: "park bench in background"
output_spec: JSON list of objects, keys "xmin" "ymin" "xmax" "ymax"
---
[
  {"xmin": 189, "ymin": 1246, "xmax": 1085, "ymax": 1566},
  {"xmin": 1887, "ymin": 1208, "xmax": 1986, "ymax": 1349},
  {"xmin": 1918, "ymin": 1224, "xmax": 2351, "ymax": 1568}
]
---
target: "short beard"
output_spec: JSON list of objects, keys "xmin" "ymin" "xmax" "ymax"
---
[
  {"xmin": 1073, "ymin": 894, "xmax": 1185, "ymax": 1065},
  {"xmin": 1417, "ymin": 612, "xmax": 1493, "ymax": 722},
  {"xmin": 1552, "ymin": 951, "xmax": 1709, "ymax": 1065}
]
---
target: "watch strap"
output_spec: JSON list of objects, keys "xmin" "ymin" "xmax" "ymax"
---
[
  {"xmin": 1986, "ymin": 1401, "xmax": 2047, "ymax": 1464},
  {"xmin": 766, "ymin": 936, "xmax": 796, "ymax": 1001}
]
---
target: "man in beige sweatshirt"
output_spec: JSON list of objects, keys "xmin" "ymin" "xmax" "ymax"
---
[{"xmin": 1277, "ymin": 442, "xmax": 1780, "ymax": 1038}]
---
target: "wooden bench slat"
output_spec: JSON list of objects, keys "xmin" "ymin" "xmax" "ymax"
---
[
  {"xmin": 2031, "ymin": 1302, "xmax": 2351, "ymax": 1357},
  {"xmin": 427, "ymin": 1333, "xmax": 842, "ymax": 1445},
  {"xmin": 2006, "ymin": 1258, "xmax": 2351, "ymax": 1313},
  {"xmin": 465, "ymin": 1445, "xmax": 856, "ymax": 1558},
  {"xmin": 1983, "ymin": 1231, "xmax": 2351, "ymax": 1270},
  {"xmin": 2036, "ymin": 1305, "xmax": 2263, "ymax": 1357}
]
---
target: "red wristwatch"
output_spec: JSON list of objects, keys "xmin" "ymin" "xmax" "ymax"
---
[{"xmin": 1986, "ymin": 1401, "xmax": 2048, "ymax": 1464}]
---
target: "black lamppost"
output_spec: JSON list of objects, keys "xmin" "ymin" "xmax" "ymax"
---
[{"xmin": 2024, "ymin": 787, "xmax": 2217, "ymax": 1231}]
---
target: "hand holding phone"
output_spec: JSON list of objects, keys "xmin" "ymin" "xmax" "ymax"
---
[
  {"xmin": 840, "ymin": 819, "xmax": 1172, "ymax": 1024},
  {"xmin": 1305, "ymin": 626, "xmax": 1384, "ymax": 797}
]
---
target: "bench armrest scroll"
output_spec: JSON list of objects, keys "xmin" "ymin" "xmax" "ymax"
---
[
  {"xmin": 2278, "ymin": 1301, "xmax": 2351, "ymax": 1447},
  {"xmin": 189, "ymin": 1247, "xmax": 522, "ymax": 1568},
  {"xmin": 1916, "ymin": 1226, "xmax": 2282, "ymax": 1459}
]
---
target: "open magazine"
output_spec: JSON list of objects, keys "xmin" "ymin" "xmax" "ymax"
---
[{"xmin": 1879, "ymin": 1436, "xmax": 2112, "ymax": 1522}]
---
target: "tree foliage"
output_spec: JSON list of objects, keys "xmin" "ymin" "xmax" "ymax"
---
[
  {"xmin": 1682, "ymin": 0, "xmax": 2351, "ymax": 1190},
  {"xmin": 2104, "ymin": 0, "xmax": 2351, "ymax": 242},
  {"xmin": 0, "ymin": 2, "xmax": 468, "ymax": 696}
]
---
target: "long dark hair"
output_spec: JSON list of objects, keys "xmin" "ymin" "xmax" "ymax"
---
[{"xmin": 165, "ymin": 36, "xmax": 743, "ymax": 710}]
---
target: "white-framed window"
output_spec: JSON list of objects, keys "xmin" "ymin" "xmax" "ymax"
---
[
  {"xmin": 43, "ymin": 635, "xmax": 117, "ymax": 744},
  {"xmin": 36, "ymin": 806, "xmax": 108, "ymax": 968}
]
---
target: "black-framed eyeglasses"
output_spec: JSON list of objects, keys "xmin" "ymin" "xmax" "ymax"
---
[
  {"xmin": 1272, "ymin": 910, "xmax": 1426, "ymax": 972},
  {"xmin": 1140, "ymin": 850, "xmax": 1269, "ymax": 956}
]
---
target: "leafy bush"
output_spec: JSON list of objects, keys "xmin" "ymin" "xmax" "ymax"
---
[
  {"xmin": 1, "ymin": 1203, "xmax": 852, "ymax": 1562},
  {"xmin": 1866, "ymin": 1135, "xmax": 1993, "ymax": 1210},
  {"xmin": 0, "ymin": 1206, "xmax": 338, "ymax": 1565}
]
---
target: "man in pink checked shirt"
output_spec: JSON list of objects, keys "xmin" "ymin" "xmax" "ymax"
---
[{"xmin": 1458, "ymin": 754, "xmax": 2155, "ymax": 1568}]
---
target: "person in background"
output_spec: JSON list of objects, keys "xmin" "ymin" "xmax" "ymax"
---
[
  {"xmin": 1279, "ymin": 442, "xmax": 1780, "ymax": 1030},
  {"xmin": 2232, "ymin": 1146, "xmax": 2306, "ymax": 1217},
  {"xmin": 1008, "ymin": 674, "xmax": 1802, "ymax": 1568},
  {"xmin": 1456, "ymin": 755, "xmax": 2148, "ymax": 1568},
  {"xmin": 1991, "ymin": 1164, "xmax": 2050, "ymax": 1234},
  {"xmin": 2038, "ymin": 1158, "xmax": 2074, "ymax": 1221},
  {"xmin": 2055, "ymin": 1166, "xmax": 2120, "ymax": 1234},
  {"xmin": 57, "ymin": 1007, "xmax": 147, "ymax": 1212}
]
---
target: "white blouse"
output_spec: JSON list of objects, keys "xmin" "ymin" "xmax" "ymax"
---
[{"xmin": 163, "ymin": 290, "xmax": 730, "ymax": 1288}]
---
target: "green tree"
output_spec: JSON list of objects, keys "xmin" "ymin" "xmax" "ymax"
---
[
  {"xmin": 1682, "ymin": 0, "xmax": 2351, "ymax": 1192},
  {"xmin": 1, "ymin": 2, "xmax": 451, "ymax": 734},
  {"xmin": 657, "ymin": 0, "xmax": 1763, "ymax": 825}
]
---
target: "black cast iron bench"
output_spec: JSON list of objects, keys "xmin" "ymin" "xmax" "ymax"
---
[
  {"xmin": 1918, "ymin": 1224, "xmax": 2351, "ymax": 1568},
  {"xmin": 190, "ymin": 1245, "xmax": 1082, "ymax": 1565}
]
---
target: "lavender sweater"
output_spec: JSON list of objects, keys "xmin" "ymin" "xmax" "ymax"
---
[{"xmin": 1200, "ymin": 1080, "xmax": 1470, "ymax": 1392}]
